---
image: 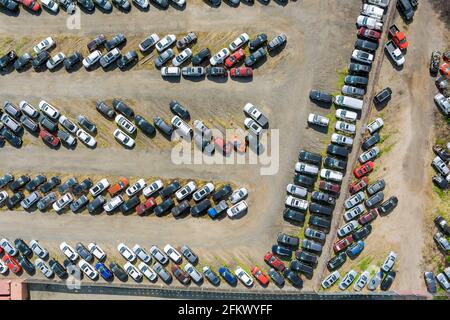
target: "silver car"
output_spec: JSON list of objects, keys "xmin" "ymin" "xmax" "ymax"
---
[
  {"xmin": 153, "ymin": 262, "xmax": 172, "ymax": 283},
  {"xmin": 342, "ymin": 85, "xmax": 365, "ymax": 97},
  {"xmin": 154, "ymin": 49, "xmax": 174, "ymax": 68},
  {"xmin": 21, "ymin": 191, "xmax": 41, "ymax": 210},
  {"xmin": 100, "ymin": 48, "xmax": 121, "ymax": 68}
]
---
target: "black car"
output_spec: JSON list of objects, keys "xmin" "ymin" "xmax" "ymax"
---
[
  {"xmin": 397, "ymin": 0, "xmax": 414, "ymax": 21},
  {"xmin": 40, "ymin": 116, "xmax": 58, "ymax": 132},
  {"xmin": 0, "ymin": 0, "xmax": 19, "ymax": 10},
  {"xmin": 309, "ymin": 203, "xmax": 333, "ymax": 218},
  {"xmin": 298, "ymin": 150, "xmax": 322, "ymax": 165},
  {"xmin": 10, "ymin": 175, "xmax": 30, "ymax": 192},
  {"xmin": 70, "ymin": 195, "xmax": 89, "ymax": 213},
  {"xmin": 32, "ymin": 51, "xmax": 50, "ymax": 70},
  {"xmin": 284, "ymin": 270, "xmax": 303, "ymax": 288},
  {"xmin": 293, "ymin": 174, "xmax": 315, "ymax": 188},
  {"xmin": 49, "ymin": 259, "xmax": 67, "ymax": 279},
  {"xmin": 373, "ymin": 87, "xmax": 392, "ymax": 105},
  {"xmin": 348, "ymin": 62, "xmax": 371, "ymax": 74},
  {"xmin": 151, "ymin": 0, "xmax": 168, "ymax": 8},
  {"xmin": 171, "ymin": 200, "xmax": 190, "ymax": 217},
  {"xmin": 17, "ymin": 255, "xmax": 35, "ymax": 274},
  {"xmin": 14, "ymin": 53, "xmax": 32, "ymax": 71},
  {"xmin": 268, "ymin": 268, "xmax": 284, "ymax": 287},
  {"xmin": 365, "ymin": 191, "xmax": 384, "ymax": 208},
  {"xmin": 327, "ymin": 252, "xmax": 347, "ymax": 271},
  {"xmin": 39, "ymin": 176, "xmax": 61, "ymax": 193},
  {"xmin": 429, "ymin": 51, "xmax": 441, "ymax": 75},
  {"xmin": 87, "ymin": 196, "xmax": 105, "ymax": 214},
  {"xmin": 153, "ymin": 116, "xmax": 174, "ymax": 137},
  {"xmin": 112, "ymin": 99, "xmax": 134, "ymax": 118},
  {"xmin": 169, "ymin": 100, "xmax": 190, "ymax": 120},
  {"xmin": 434, "ymin": 216, "xmax": 450, "ymax": 236},
  {"xmin": 311, "ymin": 191, "xmax": 335, "ymax": 206},
  {"xmin": 117, "ymin": 50, "xmax": 138, "ymax": 70},
  {"xmin": 87, "ymin": 34, "xmax": 106, "ymax": 52},
  {"xmin": 134, "ymin": 115, "xmax": 155, "ymax": 136},
  {"xmin": 191, "ymin": 199, "xmax": 211, "ymax": 217},
  {"xmin": 6, "ymin": 192, "xmax": 24, "ymax": 209},
  {"xmin": 110, "ymin": 262, "xmax": 128, "ymax": 282},
  {"xmin": 212, "ymin": 184, "xmax": 232, "ymax": 203},
  {"xmin": 203, "ymin": 267, "xmax": 220, "ymax": 286},
  {"xmin": 14, "ymin": 238, "xmax": 32, "ymax": 257},
  {"xmin": 309, "ymin": 215, "xmax": 331, "ymax": 229},
  {"xmin": 380, "ymin": 271, "xmax": 396, "ymax": 291},
  {"xmin": 105, "ymin": 33, "xmax": 126, "ymax": 51},
  {"xmin": 244, "ymin": 47, "xmax": 266, "ymax": 67},
  {"xmin": 277, "ymin": 233, "xmax": 299, "ymax": 248},
  {"xmin": 57, "ymin": 130, "xmax": 76, "ymax": 147},
  {"xmin": 78, "ymin": 0, "xmax": 95, "ymax": 11},
  {"xmin": 64, "ymin": 51, "xmax": 83, "ymax": 71},
  {"xmin": 207, "ymin": 0, "xmax": 220, "ymax": 6},
  {"xmin": 327, "ymin": 144, "xmax": 349, "ymax": 158},
  {"xmin": 154, "ymin": 198, "xmax": 175, "ymax": 217},
  {"xmin": 206, "ymin": 66, "xmax": 227, "ymax": 77},
  {"xmin": 20, "ymin": 115, "xmax": 39, "ymax": 133},
  {"xmin": 432, "ymin": 175, "xmax": 448, "ymax": 190},
  {"xmin": 0, "ymin": 50, "xmax": 17, "ymax": 70},
  {"xmin": 283, "ymin": 208, "xmax": 305, "ymax": 224},
  {"xmin": 0, "ymin": 173, "xmax": 14, "ymax": 188},
  {"xmin": 290, "ymin": 260, "xmax": 313, "ymax": 278},
  {"xmin": 378, "ymin": 196, "xmax": 398, "ymax": 215},
  {"xmin": 73, "ymin": 178, "xmax": 93, "ymax": 196},
  {"xmin": 352, "ymin": 225, "xmax": 372, "ymax": 241},
  {"xmin": 121, "ymin": 196, "xmax": 141, "ymax": 214},
  {"xmin": 355, "ymin": 39, "xmax": 379, "ymax": 52},
  {"xmin": 324, "ymin": 157, "xmax": 347, "ymax": 172},
  {"xmin": 76, "ymin": 243, "xmax": 94, "ymax": 262},
  {"xmin": 362, "ymin": 133, "xmax": 380, "ymax": 150},
  {"xmin": 367, "ymin": 179, "xmax": 386, "ymax": 196},
  {"xmin": 96, "ymin": 100, "xmax": 116, "ymax": 119},
  {"xmin": 309, "ymin": 90, "xmax": 333, "ymax": 104},
  {"xmin": 63, "ymin": 259, "xmax": 77, "ymax": 275},
  {"xmin": 249, "ymin": 33, "xmax": 267, "ymax": 51},
  {"xmin": 192, "ymin": 48, "xmax": 211, "ymax": 65},
  {"xmin": 159, "ymin": 181, "xmax": 180, "ymax": 199},
  {"xmin": 423, "ymin": 271, "xmax": 437, "ymax": 294},
  {"xmin": 58, "ymin": 177, "xmax": 77, "ymax": 194},
  {"xmin": 0, "ymin": 127, "xmax": 22, "ymax": 148},
  {"xmin": 271, "ymin": 244, "xmax": 292, "ymax": 259},
  {"xmin": 25, "ymin": 175, "xmax": 47, "ymax": 192},
  {"xmin": 295, "ymin": 250, "xmax": 318, "ymax": 266}
]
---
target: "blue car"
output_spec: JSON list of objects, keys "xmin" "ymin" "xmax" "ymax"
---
[
  {"xmin": 218, "ymin": 266, "xmax": 238, "ymax": 286},
  {"xmin": 96, "ymin": 262, "xmax": 113, "ymax": 281},
  {"xmin": 207, "ymin": 208, "xmax": 219, "ymax": 219},
  {"xmin": 346, "ymin": 240, "xmax": 365, "ymax": 259}
]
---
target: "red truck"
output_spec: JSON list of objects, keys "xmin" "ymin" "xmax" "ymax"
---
[{"xmin": 388, "ymin": 25, "xmax": 408, "ymax": 50}]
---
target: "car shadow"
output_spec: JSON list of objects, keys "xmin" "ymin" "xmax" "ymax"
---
[
  {"xmin": 0, "ymin": 65, "xmax": 15, "ymax": 76},
  {"xmin": 132, "ymin": 2, "xmax": 150, "ymax": 12},
  {"xmin": 267, "ymin": 41, "xmax": 287, "ymax": 57},
  {"xmin": 202, "ymin": 0, "xmax": 220, "ymax": 7},
  {"xmin": 168, "ymin": 1, "xmax": 185, "ymax": 10},
  {"xmin": 256, "ymin": 0, "xmax": 269, "ymax": 5},
  {"xmin": 307, "ymin": 123, "xmax": 329, "ymax": 134},
  {"xmin": 96, "ymin": 6, "xmax": 113, "ymax": 14},
  {"xmin": 42, "ymin": 6, "xmax": 59, "ymax": 15},
  {"xmin": 384, "ymin": 50, "xmax": 404, "ymax": 71},
  {"xmin": 0, "ymin": 6, "xmax": 20, "ymax": 16},
  {"xmin": 162, "ymin": 76, "xmax": 181, "ymax": 83},
  {"xmin": 241, "ymin": 0, "xmax": 254, "ymax": 6},
  {"xmin": 150, "ymin": 1, "xmax": 169, "ymax": 10},
  {"xmin": 182, "ymin": 74, "xmax": 206, "ymax": 82},
  {"xmin": 48, "ymin": 63, "xmax": 65, "ymax": 73},
  {"xmin": 207, "ymin": 75, "xmax": 228, "ymax": 83},
  {"xmin": 224, "ymin": 0, "xmax": 239, "ymax": 7},
  {"xmin": 66, "ymin": 61, "xmax": 83, "ymax": 73},
  {"xmin": 250, "ymin": 55, "xmax": 267, "ymax": 70},
  {"xmin": 16, "ymin": 63, "xmax": 32, "ymax": 73},
  {"xmin": 77, "ymin": 5, "xmax": 95, "ymax": 14},
  {"xmin": 230, "ymin": 76, "xmax": 253, "ymax": 83}
]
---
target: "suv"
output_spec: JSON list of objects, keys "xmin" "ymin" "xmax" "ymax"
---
[
  {"xmin": 64, "ymin": 52, "xmax": 83, "ymax": 71},
  {"xmin": 105, "ymin": 34, "xmax": 126, "ymax": 51}
]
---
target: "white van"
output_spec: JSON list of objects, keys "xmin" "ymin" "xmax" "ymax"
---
[
  {"xmin": 295, "ymin": 162, "xmax": 319, "ymax": 176},
  {"xmin": 334, "ymin": 95, "xmax": 363, "ymax": 111},
  {"xmin": 361, "ymin": 4, "xmax": 385, "ymax": 20},
  {"xmin": 161, "ymin": 67, "xmax": 181, "ymax": 77}
]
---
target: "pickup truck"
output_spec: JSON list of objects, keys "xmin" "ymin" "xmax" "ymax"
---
[
  {"xmin": 388, "ymin": 25, "xmax": 408, "ymax": 50},
  {"xmin": 384, "ymin": 40, "xmax": 405, "ymax": 67}
]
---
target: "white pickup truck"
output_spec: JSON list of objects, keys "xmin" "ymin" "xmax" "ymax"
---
[{"xmin": 384, "ymin": 40, "xmax": 405, "ymax": 67}]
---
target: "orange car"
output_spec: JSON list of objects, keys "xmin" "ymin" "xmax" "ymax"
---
[
  {"xmin": 251, "ymin": 266, "xmax": 269, "ymax": 286},
  {"xmin": 108, "ymin": 177, "xmax": 128, "ymax": 196},
  {"xmin": 440, "ymin": 63, "xmax": 450, "ymax": 78},
  {"xmin": 354, "ymin": 161, "xmax": 374, "ymax": 179}
]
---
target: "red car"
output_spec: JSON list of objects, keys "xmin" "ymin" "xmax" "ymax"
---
[
  {"xmin": 2, "ymin": 254, "xmax": 21, "ymax": 274},
  {"xmin": 349, "ymin": 176, "xmax": 369, "ymax": 194},
  {"xmin": 319, "ymin": 180, "xmax": 341, "ymax": 194},
  {"xmin": 357, "ymin": 27, "xmax": 381, "ymax": 41},
  {"xmin": 108, "ymin": 177, "xmax": 129, "ymax": 196},
  {"xmin": 333, "ymin": 235, "xmax": 354, "ymax": 253},
  {"xmin": 358, "ymin": 208, "xmax": 378, "ymax": 225},
  {"xmin": 225, "ymin": 49, "xmax": 245, "ymax": 68},
  {"xmin": 230, "ymin": 67, "xmax": 253, "ymax": 77},
  {"xmin": 20, "ymin": 0, "xmax": 40, "ymax": 11},
  {"xmin": 39, "ymin": 129, "xmax": 60, "ymax": 147},
  {"xmin": 136, "ymin": 198, "xmax": 157, "ymax": 216},
  {"xmin": 214, "ymin": 137, "xmax": 233, "ymax": 156},
  {"xmin": 264, "ymin": 252, "xmax": 286, "ymax": 272},
  {"xmin": 440, "ymin": 63, "xmax": 450, "ymax": 78},
  {"xmin": 251, "ymin": 266, "xmax": 269, "ymax": 286},
  {"xmin": 354, "ymin": 161, "xmax": 374, "ymax": 178}
]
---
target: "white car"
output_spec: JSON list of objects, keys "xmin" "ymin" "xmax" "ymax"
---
[
  {"xmin": 113, "ymin": 129, "xmax": 135, "ymax": 148},
  {"xmin": 46, "ymin": 52, "xmax": 66, "ymax": 70},
  {"xmin": 210, "ymin": 48, "xmax": 230, "ymax": 66},
  {"xmin": 90, "ymin": 179, "xmax": 110, "ymax": 197},
  {"xmin": 103, "ymin": 195, "xmax": 124, "ymax": 212},
  {"xmin": 295, "ymin": 162, "xmax": 319, "ymax": 176},
  {"xmin": 163, "ymin": 244, "xmax": 182, "ymax": 264},
  {"xmin": 138, "ymin": 262, "xmax": 158, "ymax": 282},
  {"xmin": 59, "ymin": 242, "xmax": 79, "ymax": 261},
  {"xmin": 175, "ymin": 181, "xmax": 197, "ymax": 201},
  {"xmin": 35, "ymin": 259, "xmax": 53, "ymax": 278},
  {"xmin": 353, "ymin": 270, "xmax": 370, "ymax": 291},
  {"xmin": 19, "ymin": 100, "xmax": 39, "ymax": 118},
  {"xmin": 320, "ymin": 169, "xmax": 343, "ymax": 182},
  {"xmin": 52, "ymin": 193, "xmax": 73, "ymax": 213},
  {"xmin": 368, "ymin": 271, "xmax": 383, "ymax": 291},
  {"xmin": 331, "ymin": 133, "xmax": 354, "ymax": 147},
  {"xmin": 229, "ymin": 187, "xmax": 248, "ymax": 204},
  {"xmin": 344, "ymin": 204, "xmax": 365, "ymax": 222},
  {"xmin": 0, "ymin": 261, "xmax": 7, "ymax": 274},
  {"xmin": 33, "ymin": 37, "xmax": 55, "ymax": 54},
  {"xmin": 150, "ymin": 245, "xmax": 169, "ymax": 264},
  {"xmin": 0, "ymin": 191, "xmax": 7, "ymax": 206},
  {"xmin": 381, "ymin": 251, "xmax": 397, "ymax": 272},
  {"xmin": 88, "ymin": 243, "xmax": 106, "ymax": 261},
  {"xmin": 339, "ymin": 270, "xmax": 357, "ymax": 290},
  {"xmin": 322, "ymin": 271, "xmax": 340, "ymax": 289},
  {"xmin": 115, "ymin": 115, "xmax": 137, "ymax": 134},
  {"xmin": 335, "ymin": 109, "xmax": 357, "ymax": 122},
  {"xmin": 286, "ymin": 183, "xmax": 307, "ymax": 198},
  {"xmin": 133, "ymin": 244, "xmax": 152, "ymax": 264},
  {"xmin": 41, "ymin": 0, "xmax": 59, "ymax": 12},
  {"xmin": 184, "ymin": 263, "xmax": 203, "ymax": 283},
  {"xmin": 285, "ymin": 195, "xmax": 308, "ymax": 211},
  {"xmin": 156, "ymin": 34, "xmax": 176, "ymax": 52},
  {"xmin": 235, "ymin": 266, "xmax": 254, "ymax": 287},
  {"xmin": 192, "ymin": 183, "xmax": 215, "ymax": 202},
  {"xmin": 172, "ymin": 48, "xmax": 192, "ymax": 67},
  {"xmin": 38, "ymin": 100, "xmax": 60, "ymax": 120},
  {"xmin": 227, "ymin": 200, "xmax": 248, "ymax": 218},
  {"xmin": 77, "ymin": 129, "xmax": 97, "ymax": 147},
  {"xmin": 161, "ymin": 66, "xmax": 181, "ymax": 77},
  {"xmin": 126, "ymin": 179, "xmax": 147, "ymax": 197},
  {"xmin": 117, "ymin": 243, "xmax": 136, "ymax": 262},
  {"xmin": 244, "ymin": 118, "xmax": 263, "ymax": 136},
  {"xmin": 308, "ymin": 113, "xmax": 329, "ymax": 127},
  {"xmin": 367, "ymin": 0, "xmax": 389, "ymax": 8},
  {"xmin": 132, "ymin": 0, "xmax": 149, "ymax": 9},
  {"xmin": 143, "ymin": 180, "xmax": 164, "ymax": 198},
  {"xmin": 436, "ymin": 273, "xmax": 450, "ymax": 292},
  {"xmin": 434, "ymin": 93, "xmax": 450, "ymax": 116},
  {"xmin": 344, "ymin": 191, "xmax": 365, "ymax": 210},
  {"xmin": 243, "ymin": 102, "xmax": 269, "ymax": 127},
  {"xmin": 367, "ymin": 118, "xmax": 384, "ymax": 134},
  {"xmin": 229, "ymin": 33, "xmax": 250, "ymax": 52},
  {"xmin": 359, "ymin": 147, "xmax": 380, "ymax": 164},
  {"xmin": 30, "ymin": 240, "xmax": 48, "ymax": 259},
  {"xmin": 139, "ymin": 33, "xmax": 159, "ymax": 52},
  {"xmin": 58, "ymin": 115, "xmax": 78, "ymax": 134},
  {"xmin": 0, "ymin": 238, "xmax": 18, "ymax": 256},
  {"xmin": 171, "ymin": 116, "xmax": 192, "ymax": 138},
  {"xmin": 335, "ymin": 121, "xmax": 356, "ymax": 135},
  {"xmin": 356, "ymin": 15, "xmax": 383, "ymax": 30},
  {"xmin": 78, "ymin": 259, "xmax": 98, "ymax": 280},
  {"xmin": 82, "ymin": 50, "xmax": 102, "ymax": 69},
  {"xmin": 337, "ymin": 221, "xmax": 359, "ymax": 237},
  {"xmin": 361, "ymin": 4, "xmax": 384, "ymax": 20},
  {"xmin": 432, "ymin": 156, "xmax": 450, "ymax": 176}
]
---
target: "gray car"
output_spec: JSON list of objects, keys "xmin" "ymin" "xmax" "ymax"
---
[
  {"xmin": 267, "ymin": 33, "xmax": 287, "ymax": 52},
  {"xmin": 99, "ymin": 48, "xmax": 121, "ymax": 68},
  {"xmin": 304, "ymin": 227, "xmax": 326, "ymax": 242},
  {"xmin": 77, "ymin": 115, "xmax": 97, "ymax": 133},
  {"xmin": 21, "ymin": 191, "xmax": 41, "ymax": 210},
  {"xmin": 37, "ymin": 192, "xmax": 57, "ymax": 211},
  {"xmin": 20, "ymin": 115, "xmax": 39, "ymax": 133},
  {"xmin": 244, "ymin": 47, "xmax": 266, "ymax": 67},
  {"xmin": 181, "ymin": 66, "xmax": 205, "ymax": 77},
  {"xmin": 153, "ymin": 262, "xmax": 172, "ymax": 283},
  {"xmin": 57, "ymin": 130, "xmax": 77, "ymax": 147},
  {"xmin": 180, "ymin": 245, "xmax": 198, "ymax": 264},
  {"xmin": 365, "ymin": 191, "xmax": 384, "ymax": 208},
  {"xmin": 367, "ymin": 179, "xmax": 385, "ymax": 196},
  {"xmin": 301, "ymin": 239, "xmax": 322, "ymax": 254},
  {"xmin": 154, "ymin": 49, "xmax": 174, "ymax": 68},
  {"xmin": 342, "ymin": 85, "xmax": 365, "ymax": 97},
  {"xmin": 70, "ymin": 195, "xmax": 89, "ymax": 213}
]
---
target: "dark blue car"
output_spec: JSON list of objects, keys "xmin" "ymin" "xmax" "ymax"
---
[
  {"xmin": 96, "ymin": 262, "xmax": 113, "ymax": 281},
  {"xmin": 271, "ymin": 245, "xmax": 292, "ymax": 259},
  {"xmin": 346, "ymin": 240, "xmax": 365, "ymax": 259},
  {"xmin": 218, "ymin": 266, "xmax": 237, "ymax": 286}
]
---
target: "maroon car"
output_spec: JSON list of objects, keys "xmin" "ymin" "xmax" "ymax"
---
[
  {"xmin": 39, "ymin": 129, "xmax": 60, "ymax": 147},
  {"xmin": 171, "ymin": 265, "xmax": 190, "ymax": 285},
  {"xmin": 136, "ymin": 198, "xmax": 157, "ymax": 216},
  {"xmin": 358, "ymin": 208, "xmax": 378, "ymax": 225},
  {"xmin": 357, "ymin": 27, "xmax": 381, "ymax": 41},
  {"xmin": 319, "ymin": 180, "xmax": 341, "ymax": 194},
  {"xmin": 348, "ymin": 177, "xmax": 369, "ymax": 195}
]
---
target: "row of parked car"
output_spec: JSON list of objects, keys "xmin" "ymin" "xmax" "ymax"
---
[
  {"xmin": 431, "ymin": 144, "xmax": 450, "ymax": 190},
  {"xmin": 430, "ymin": 52, "xmax": 450, "ymax": 116},
  {"xmin": 0, "ymin": 173, "xmax": 249, "ymax": 220},
  {"xmin": 426, "ymin": 216, "xmax": 450, "ymax": 293}
]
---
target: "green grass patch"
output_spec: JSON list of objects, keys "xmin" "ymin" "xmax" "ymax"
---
[
  {"xmin": 357, "ymin": 256, "xmax": 374, "ymax": 271},
  {"xmin": 379, "ymin": 132, "xmax": 392, "ymax": 144},
  {"xmin": 334, "ymin": 68, "xmax": 348, "ymax": 95},
  {"xmin": 379, "ymin": 142, "xmax": 397, "ymax": 157},
  {"xmin": 435, "ymin": 137, "xmax": 446, "ymax": 146},
  {"xmin": 433, "ymin": 186, "xmax": 449, "ymax": 201}
]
